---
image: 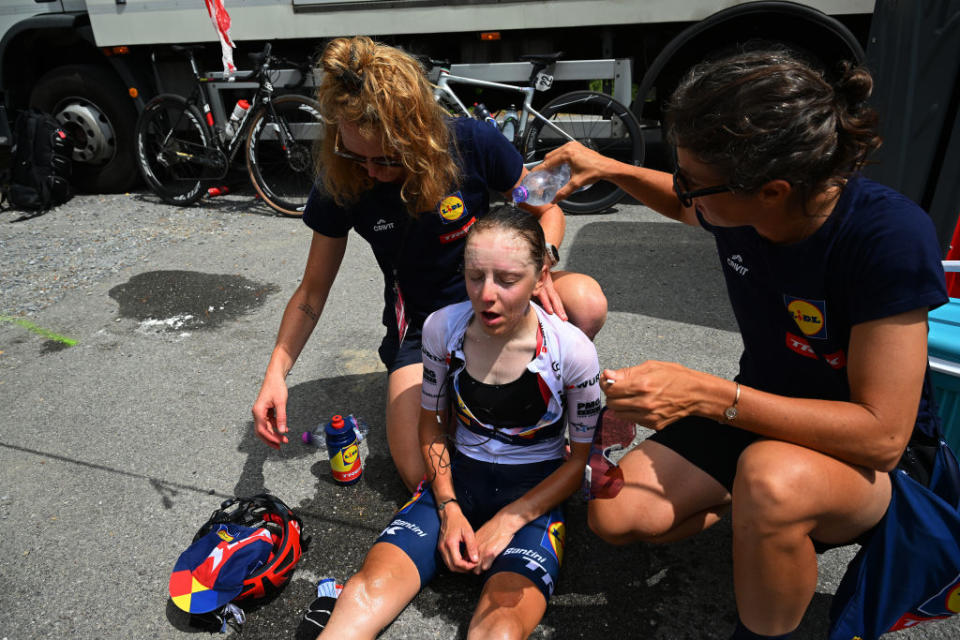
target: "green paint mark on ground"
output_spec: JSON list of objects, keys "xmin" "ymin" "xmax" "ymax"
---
[{"xmin": 0, "ymin": 315, "xmax": 77, "ymax": 346}]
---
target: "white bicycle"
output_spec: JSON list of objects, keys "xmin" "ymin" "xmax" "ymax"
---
[{"xmin": 429, "ymin": 53, "xmax": 644, "ymax": 214}]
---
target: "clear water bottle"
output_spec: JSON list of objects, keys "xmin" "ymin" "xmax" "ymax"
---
[
  {"xmin": 512, "ymin": 163, "xmax": 572, "ymax": 206},
  {"xmin": 224, "ymin": 99, "xmax": 250, "ymax": 139},
  {"xmin": 472, "ymin": 102, "xmax": 497, "ymax": 129},
  {"xmin": 500, "ymin": 104, "xmax": 519, "ymax": 143}
]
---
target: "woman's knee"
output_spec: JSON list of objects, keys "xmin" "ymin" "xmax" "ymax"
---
[
  {"xmin": 733, "ymin": 441, "xmax": 815, "ymax": 532},
  {"xmin": 587, "ymin": 494, "xmax": 676, "ymax": 544},
  {"xmin": 554, "ymin": 273, "xmax": 608, "ymax": 339}
]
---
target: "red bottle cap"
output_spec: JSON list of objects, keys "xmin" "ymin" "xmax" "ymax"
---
[{"xmin": 330, "ymin": 415, "xmax": 345, "ymax": 430}]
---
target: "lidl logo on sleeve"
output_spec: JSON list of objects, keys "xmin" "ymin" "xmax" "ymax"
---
[
  {"xmin": 784, "ymin": 296, "xmax": 827, "ymax": 339},
  {"xmin": 438, "ymin": 192, "xmax": 467, "ymax": 222}
]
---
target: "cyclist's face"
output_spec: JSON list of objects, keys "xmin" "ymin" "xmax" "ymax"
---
[
  {"xmin": 337, "ymin": 123, "xmax": 405, "ymax": 182},
  {"xmin": 463, "ymin": 228, "xmax": 546, "ymax": 338}
]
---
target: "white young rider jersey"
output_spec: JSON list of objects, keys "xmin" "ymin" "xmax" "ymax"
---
[{"xmin": 421, "ymin": 301, "xmax": 602, "ymax": 464}]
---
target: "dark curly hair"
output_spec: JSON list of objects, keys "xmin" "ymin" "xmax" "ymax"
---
[{"xmin": 665, "ymin": 49, "xmax": 882, "ymax": 209}]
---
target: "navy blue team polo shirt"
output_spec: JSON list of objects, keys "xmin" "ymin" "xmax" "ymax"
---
[
  {"xmin": 302, "ymin": 117, "xmax": 522, "ymax": 331},
  {"xmin": 699, "ymin": 176, "xmax": 948, "ymax": 434}
]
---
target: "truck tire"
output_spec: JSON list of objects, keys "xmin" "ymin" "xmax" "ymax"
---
[{"xmin": 29, "ymin": 64, "xmax": 140, "ymax": 193}]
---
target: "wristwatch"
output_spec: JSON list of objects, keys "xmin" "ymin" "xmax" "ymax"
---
[
  {"xmin": 724, "ymin": 382, "xmax": 741, "ymax": 422},
  {"xmin": 545, "ymin": 242, "xmax": 560, "ymax": 267}
]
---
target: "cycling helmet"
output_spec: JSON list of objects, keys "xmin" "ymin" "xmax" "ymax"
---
[{"xmin": 192, "ymin": 493, "xmax": 308, "ymax": 602}]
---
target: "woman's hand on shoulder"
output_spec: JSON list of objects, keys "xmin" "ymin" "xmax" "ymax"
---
[
  {"xmin": 601, "ymin": 360, "xmax": 712, "ymax": 430},
  {"xmin": 437, "ymin": 504, "xmax": 479, "ymax": 573}
]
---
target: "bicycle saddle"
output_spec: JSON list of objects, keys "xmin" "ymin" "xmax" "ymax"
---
[
  {"xmin": 519, "ymin": 53, "xmax": 564, "ymax": 67},
  {"xmin": 171, "ymin": 44, "xmax": 206, "ymax": 55}
]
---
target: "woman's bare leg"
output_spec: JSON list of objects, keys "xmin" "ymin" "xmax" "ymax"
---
[
  {"xmin": 467, "ymin": 572, "xmax": 548, "ymax": 640},
  {"xmin": 319, "ymin": 542, "xmax": 421, "ymax": 640},
  {"xmin": 386, "ymin": 363, "xmax": 426, "ymax": 491},
  {"xmin": 732, "ymin": 439, "xmax": 891, "ymax": 635}
]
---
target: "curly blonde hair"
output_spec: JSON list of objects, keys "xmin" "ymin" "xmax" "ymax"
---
[{"xmin": 315, "ymin": 36, "xmax": 460, "ymax": 215}]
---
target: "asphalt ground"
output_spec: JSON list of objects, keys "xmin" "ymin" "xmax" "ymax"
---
[{"xmin": 1, "ymin": 186, "xmax": 957, "ymax": 640}]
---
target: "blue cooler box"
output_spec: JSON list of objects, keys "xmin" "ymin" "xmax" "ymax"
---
[{"xmin": 929, "ymin": 298, "xmax": 960, "ymax": 449}]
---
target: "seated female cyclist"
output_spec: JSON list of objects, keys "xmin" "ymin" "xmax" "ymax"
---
[{"xmin": 299, "ymin": 206, "xmax": 602, "ymax": 639}]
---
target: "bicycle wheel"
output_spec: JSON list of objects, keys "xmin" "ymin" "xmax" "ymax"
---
[
  {"xmin": 246, "ymin": 94, "xmax": 324, "ymax": 217},
  {"xmin": 523, "ymin": 90, "xmax": 643, "ymax": 214},
  {"xmin": 135, "ymin": 94, "xmax": 214, "ymax": 206}
]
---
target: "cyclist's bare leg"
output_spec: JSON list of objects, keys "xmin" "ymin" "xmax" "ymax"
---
[
  {"xmin": 387, "ymin": 363, "xmax": 426, "ymax": 491},
  {"xmin": 467, "ymin": 572, "xmax": 547, "ymax": 640},
  {"xmin": 320, "ymin": 542, "xmax": 420, "ymax": 640},
  {"xmin": 551, "ymin": 270, "xmax": 607, "ymax": 339}
]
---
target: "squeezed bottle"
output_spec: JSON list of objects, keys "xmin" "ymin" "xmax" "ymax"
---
[{"xmin": 512, "ymin": 163, "xmax": 572, "ymax": 206}]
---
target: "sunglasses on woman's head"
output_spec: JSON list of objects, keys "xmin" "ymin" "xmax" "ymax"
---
[
  {"xmin": 672, "ymin": 166, "xmax": 735, "ymax": 208},
  {"xmin": 333, "ymin": 130, "xmax": 403, "ymax": 167}
]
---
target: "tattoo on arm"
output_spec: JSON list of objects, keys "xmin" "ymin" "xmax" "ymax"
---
[{"xmin": 298, "ymin": 303, "xmax": 319, "ymax": 322}]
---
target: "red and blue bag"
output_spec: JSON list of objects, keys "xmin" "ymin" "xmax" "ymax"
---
[{"xmin": 828, "ymin": 429, "xmax": 960, "ymax": 639}]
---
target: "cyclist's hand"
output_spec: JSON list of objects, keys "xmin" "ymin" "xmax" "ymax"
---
[
  {"xmin": 534, "ymin": 271, "xmax": 567, "ymax": 322},
  {"xmin": 252, "ymin": 374, "xmax": 289, "ymax": 449},
  {"xmin": 541, "ymin": 141, "xmax": 610, "ymax": 202},
  {"xmin": 473, "ymin": 514, "xmax": 518, "ymax": 574},
  {"xmin": 438, "ymin": 504, "xmax": 479, "ymax": 573}
]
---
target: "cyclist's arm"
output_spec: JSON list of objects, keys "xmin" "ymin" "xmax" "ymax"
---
[{"xmin": 541, "ymin": 141, "xmax": 698, "ymax": 226}]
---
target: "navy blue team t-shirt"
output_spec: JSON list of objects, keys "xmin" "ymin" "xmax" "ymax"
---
[
  {"xmin": 698, "ymin": 176, "xmax": 948, "ymax": 435},
  {"xmin": 302, "ymin": 117, "xmax": 522, "ymax": 332}
]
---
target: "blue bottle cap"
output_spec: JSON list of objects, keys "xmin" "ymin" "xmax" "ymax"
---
[{"xmin": 512, "ymin": 186, "xmax": 528, "ymax": 203}]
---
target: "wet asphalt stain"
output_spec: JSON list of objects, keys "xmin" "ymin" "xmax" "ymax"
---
[
  {"xmin": 108, "ymin": 270, "xmax": 280, "ymax": 331},
  {"xmin": 41, "ymin": 340, "xmax": 70, "ymax": 354}
]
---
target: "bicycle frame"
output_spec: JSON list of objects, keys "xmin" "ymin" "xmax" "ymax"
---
[
  {"xmin": 175, "ymin": 49, "xmax": 292, "ymax": 177},
  {"xmin": 433, "ymin": 70, "xmax": 577, "ymax": 163}
]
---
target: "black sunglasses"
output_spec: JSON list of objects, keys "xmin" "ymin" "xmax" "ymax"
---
[
  {"xmin": 672, "ymin": 165, "xmax": 734, "ymax": 208},
  {"xmin": 333, "ymin": 130, "xmax": 403, "ymax": 167}
]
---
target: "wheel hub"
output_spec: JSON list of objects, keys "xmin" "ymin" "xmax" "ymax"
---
[
  {"xmin": 288, "ymin": 144, "xmax": 312, "ymax": 173},
  {"xmin": 55, "ymin": 100, "xmax": 116, "ymax": 165}
]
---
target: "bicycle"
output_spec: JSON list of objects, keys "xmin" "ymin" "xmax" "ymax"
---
[
  {"xmin": 135, "ymin": 43, "xmax": 322, "ymax": 216},
  {"xmin": 429, "ymin": 53, "xmax": 643, "ymax": 214}
]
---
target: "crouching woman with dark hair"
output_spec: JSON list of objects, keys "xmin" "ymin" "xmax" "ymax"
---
[
  {"xmin": 300, "ymin": 206, "xmax": 602, "ymax": 640},
  {"xmin": 539, "ymin": 49, "xmax": 948, "ymax": 639}
]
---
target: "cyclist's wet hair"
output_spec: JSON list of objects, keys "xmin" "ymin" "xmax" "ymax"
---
[
  {"xmin": 468, "ymin": 205, "xmax": 546, "ymax": 271},
  {"xmin": 316, "ymin": 36, "xmax": 460, "ymax": 215},
  {"xmin": 665, "ymin": 48, "xmax": 882, "ymax": 211}
]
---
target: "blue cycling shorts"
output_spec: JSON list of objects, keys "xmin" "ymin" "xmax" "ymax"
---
[{"xmin": 374, "ymin": 453, "xmax": 566, "ymax": 602}]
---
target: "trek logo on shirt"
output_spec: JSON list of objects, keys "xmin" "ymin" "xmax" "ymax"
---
[
  {"xmin": 786, "ymin": 332, "xmax": 818, "ymax": 360},
  {"xmin": 784, "ymin": 296, "xmax": 827, "ymax": 339},
  {"xmin": 438, "ymin": 192, "xmax": 467, "ymax": 222},
  {"xmin": 438, "ymin": 216, "xmax": 476, "ymax": 244}
]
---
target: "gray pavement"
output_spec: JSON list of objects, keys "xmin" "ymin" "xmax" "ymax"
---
[{"xmin": 1, "ymin": 188, "xmax": 956, "ymax": 639}]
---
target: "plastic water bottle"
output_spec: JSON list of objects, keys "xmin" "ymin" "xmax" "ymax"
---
[
  {"xmin": 302, "ymin": 415, "xmax": 366, "ymax": 485},
  {"xmin": 512, "ymin": 163, "xmax": 572, "ymax": 206},
  {"xmin": 225, "ymin": 99, "xmax": 250, "ymax": 139},
  {"xmin": 472, "ymin": 102, "xmax": 497, "ymax": 129},
  {"xmin": 500, "ymin": 104, "xmax": 519, "ymax": 142}
]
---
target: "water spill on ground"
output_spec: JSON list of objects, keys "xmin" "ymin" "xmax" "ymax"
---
[{"xmin": 108, "ymin": 270, "xmax": 280, "ymax": 331}]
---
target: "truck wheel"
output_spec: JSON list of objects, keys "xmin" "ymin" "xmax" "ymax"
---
[{"xmin": 29, "ymin": 64, "xmax": 140, "ymax": 193}]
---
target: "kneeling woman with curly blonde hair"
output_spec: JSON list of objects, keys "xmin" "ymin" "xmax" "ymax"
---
[{"xmin": 252, "ymin": 36, "xmax": 607, "ymax": 491}]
